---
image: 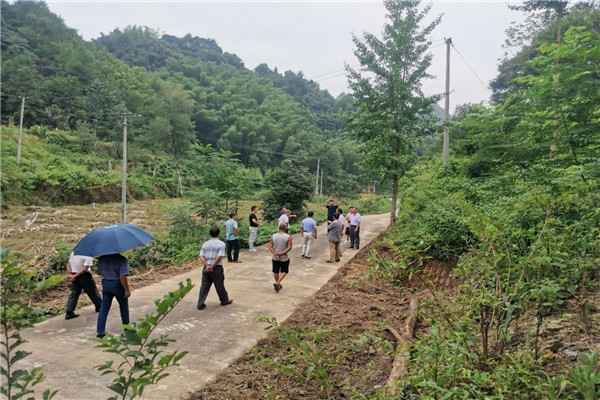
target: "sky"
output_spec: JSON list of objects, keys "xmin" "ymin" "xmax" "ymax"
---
[{"xmin": 46, "ymin": 1, "xmax": 526, "ymax": 113}]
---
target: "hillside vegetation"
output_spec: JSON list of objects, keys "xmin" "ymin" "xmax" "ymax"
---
[{"xmin": 1, "ymin": 1, "xmax": 368, "ymax": 205}]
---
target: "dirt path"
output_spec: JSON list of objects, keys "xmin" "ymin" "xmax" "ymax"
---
[{"xmin": 19, "ymin": 213, "xmax": 390, "ymax": 400}]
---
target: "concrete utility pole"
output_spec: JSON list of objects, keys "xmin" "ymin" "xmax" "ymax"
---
[
  {"xmin": 177, "ymin": 172, "xmax": 183, "ymax": 197},
  {"xmin": 121, "ymin": 115, "xmax": 128, "ymax": 224},
  {"xmin": 320, "ymin": 169, "xmax": 323, "ymax": 195},
  {"xmin": 16, "ymin": 96, "xmax": 26, "ymax": 164},
  {"xmin": 442, "ymin": 38, "xmax": 452, "ymax": 165},
  {"xmin": 315, "ymin": 158, "xmax": 320, "ymax": 196}
]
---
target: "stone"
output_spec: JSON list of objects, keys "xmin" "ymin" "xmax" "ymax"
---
[{"xmin": 563, "ymin": 350, "xmax": 578, "ymax": 360}]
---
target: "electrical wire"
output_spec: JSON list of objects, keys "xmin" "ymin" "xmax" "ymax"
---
[
  {"xmin": 450, "ymin": 43, "xmax": 488, "ymax": 89},
  {"xmin": 195, "ymin": 133, "xmax": 325, "ymax": 160}
]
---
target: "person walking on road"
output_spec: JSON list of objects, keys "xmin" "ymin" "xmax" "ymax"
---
[
  {"xmin": 248, "ymin": 206, "xmax": 262, "ymax": 252},
  {"xmin": 223, "ymin": 212, "xmax": 241, "ymax": 263},
  {"xmin": 324, "ymin": 199, "xmax": 339, "ymax": 224},
  {"xmin": 269, "ymin": 224, "xmax": 293, "ymax": 293},
  {"xmin": 96, "ymin": 253, "xmax": 131, "ymax": 338},
  {"xmin": 350, "ymin": 207, "xmax": 361, "ymax": 250},
  {"xmin": 327, "ymin": 212, "xmax": 344, "ymax": 263},
  {"xmin": 300, "ymin": 211, "xmax": 317, "ymax": 259},
  {"xmin": 197, "ymin": 227, "xmax": 234, "ymax": 310},
  {"xmin": 64, "ymin": 251, "xmax": 102, "ymax": 320}
]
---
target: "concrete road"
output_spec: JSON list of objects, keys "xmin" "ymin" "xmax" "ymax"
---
[{"xmin": 21, "ymin": 213, "xmax": 389, "ymax": 400}]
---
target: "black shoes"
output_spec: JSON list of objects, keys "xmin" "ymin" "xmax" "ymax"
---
[
  {"xmin": 65, "ymin": 313, "xmax": 79, "ymax": 320},
  {"xmin": 305, "ymin": 256, "xmax": 311, "ymax": 259},
  {"xmin": 335, "ymin": 259, "xmax": 341, "ymax": 262},
  {"xmin": 326, "ymin": 260, "xmax": 335, "ymax": 263},
  {"xmin": 197, "ymin": 303, "xmax": 206, "ymax": 310},
  {"xmin": 221, "ymin": 299, "xmax": 234, "ymax": 306}
]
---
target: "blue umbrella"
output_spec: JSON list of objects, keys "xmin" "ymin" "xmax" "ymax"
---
[{"xmin": 72, "ymin": 224, "xmax": 155, "ymax": 257}]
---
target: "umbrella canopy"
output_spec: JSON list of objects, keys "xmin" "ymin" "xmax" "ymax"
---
[{"xmin": 72, "ymin": 224, "xmax": 155, "ymax": 257}]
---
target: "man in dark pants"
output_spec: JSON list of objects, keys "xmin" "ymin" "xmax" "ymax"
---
[
  {"xmin": 96, "ymin": 253, "xmax": 131, "ymax": 338},
  {"xmin": 197, "ymin": 227, "xmax": 234, "ymax": 310},
  {"xmin": 223, "ymin": 212, "xmax": 241, "ymax": 263},
  {"xmin": 350, "ymin": 207, "xmax": 361, "ymax": 250},
  {"xmin": 65, "ymin": 251, "xmax": 102, "ymax": 320}
]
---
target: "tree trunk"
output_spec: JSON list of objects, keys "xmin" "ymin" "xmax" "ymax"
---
[
  {"xmin": 385, "ymin": 296, "xmax": 419, "ymax": 395},
  {"xmin": 550, "ymin": 11, "xmax": 562, "ymax": 159},
  {"xmin": 391, "ymin": 174, "xmax": 398, "ymax": 226}
]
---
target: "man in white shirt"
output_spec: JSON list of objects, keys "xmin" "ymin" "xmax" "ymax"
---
[
  {"xmin": 65, "ymin": 251, "xmax": 102, "ymax": 320},
  {"xmin": 197, "ymin": 227, "xmax": 234, "ymax": 310},
  {"xmin": 300, "ymin": 211, "xmax": 318, "ymax": 259},
  {"xmin": 277, "ymin": 209, "xmax": 292, "ymax": 228},
  {"xmin": 350, "ymin": 207, "xmax": 362, "ymax": 250}
]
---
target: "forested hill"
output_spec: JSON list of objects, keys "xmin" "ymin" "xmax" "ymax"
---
[{"xmin": 0, "ymin": 0, "xmax": 359, "ymax": 175}]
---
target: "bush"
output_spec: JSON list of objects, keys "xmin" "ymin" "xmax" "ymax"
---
[{"xmin": 262, "ymin": 160, "xmax": 313, "ymax": 221}]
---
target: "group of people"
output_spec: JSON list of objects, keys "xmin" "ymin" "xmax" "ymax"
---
[{"xmin": 64, "ymin": 200, "xmax": 362, "ymax": 337}]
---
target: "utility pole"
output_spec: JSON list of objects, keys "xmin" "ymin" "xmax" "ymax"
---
[
  {"xmin": 121, "ymin": 115, "xmax": 128, "ymax": 224},
  {"xmin": 442, "ymin": 38, "xmax": 452, "ymax": 165},
  {"xmin": 315, "ymin": 157, "xmax": 320, "ymax": 196},
  {"xmin": 16, "ymin": 96, "xmax": 26, "ymax": 165},
  {"xmin": 320, "ymin": 169, "xmax": 323, "ymax": 195},
  {"xmin": 177, "ymin": 172, "xmax": 183, "ymax": 197},
  {"xmin": 117, "ymin": 112, "xmax": 140, "ymax": 224}
]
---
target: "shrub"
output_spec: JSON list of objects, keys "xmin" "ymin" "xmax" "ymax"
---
[{"xmin": 262, "ymin": 160, "xmax": 313, "ymax": 221}]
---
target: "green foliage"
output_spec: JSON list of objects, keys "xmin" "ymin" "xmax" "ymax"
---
[
  {"xmin": 93, "ymin": 279, "xmax": 194, "ymax": 400},
  {"xmin": 254, "ymin": 317, "xmax": 339, "ymax": 398},
  {"xmin": 566, "ymin": 353, "xmax": 600, "ymax": 400},
  {"xmin": 262, "ymin": 161, "xmax": 314, "ymax": 221},
  {"xmin": 47, "ymin": 245, "xmax": 73, "ymax": 277},
  {"xmin": 375, "ymin": 11, "xmax": 600, "ymax": 399},
  {"xmin": 1, "ymin": 248, "xmax": 62, "ymax": 400}
]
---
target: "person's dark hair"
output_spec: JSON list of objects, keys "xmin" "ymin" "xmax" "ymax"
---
[
  {"xmin": 278, "ymin": 223, "xmax": 288, "ymax": 231},
  {"xmin": 308, "ymin": 211, "xmax": 314, "ymax": 217},
  {"xmin": 209, "ymin": 227, "xmax": 220, "ymax": 238},
  {"xmin": 251, "ymin": 205, "xmax": 257, "ymax": 212},
  {"xmin": 280, "ymin": 206, "xmax": 286, "ymax": 211},
  {"xmin": 337, "ymin": 208, "xmax": 343, "ymax": 214},
  {"xmin": 334, "ymin": 212, "xmax": 340, "ymax": 220},
  {"xmin": 229, "ymin": 212, "xmax": 237, "ymax": 218}
]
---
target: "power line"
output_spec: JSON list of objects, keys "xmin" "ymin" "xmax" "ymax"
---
[
  {"xmin": 195, "ymin": 133, "xmax": 322, "ymax": 160},
  {"xmin": 450, "ymin": 43, "xmax": 488, "ymax": 89},
  {"xmin": 314, "ymin": 71, "xmax": 347, "ymax": 82},
  {"xmin": 310, "ymin": 68, "xmax": 347, "ymax": 80}
]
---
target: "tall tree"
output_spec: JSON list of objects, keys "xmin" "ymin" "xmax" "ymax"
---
[{"xmin": 347, "ymin": 0, "xmax": 440, "ymax": 225}]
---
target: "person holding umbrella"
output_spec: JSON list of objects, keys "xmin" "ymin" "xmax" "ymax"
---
[
  {"xmin": 96, "ymin": 253, "xmax": 131, "ymax": 338},
  {"xmin": 72, "ymin": 223, "xmax": 154, "ymax": 338}
]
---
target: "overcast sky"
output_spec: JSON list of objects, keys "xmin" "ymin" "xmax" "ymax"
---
[{"xmin": 46, "ymin": 1, "xmax": 525, "ymax": 112}]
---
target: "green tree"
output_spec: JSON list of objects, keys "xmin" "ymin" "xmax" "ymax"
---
[
  {"xmin": 262, "ymin": 160, "xmax": 313, "ymax": 221},
  {"xmin": 347, "ymin": 0, "xmax": 441, "ymax": 225}
]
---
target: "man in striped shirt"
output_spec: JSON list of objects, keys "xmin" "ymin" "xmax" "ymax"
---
[{"xmin": 197, "ymin": 227, "xmax": 233, "ymax": 310}]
